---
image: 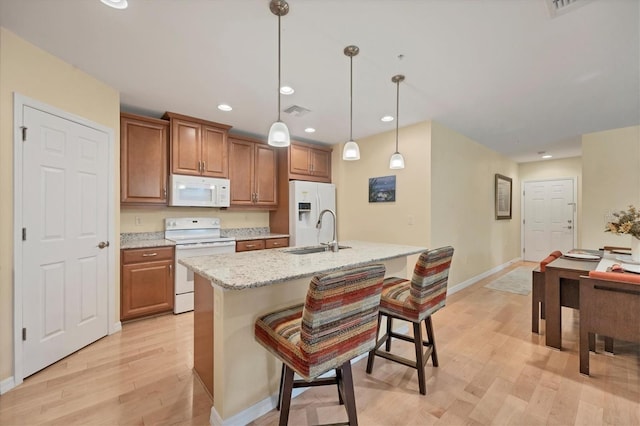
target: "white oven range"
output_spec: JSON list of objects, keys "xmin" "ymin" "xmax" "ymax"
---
[{"xmin": 164, "ymin": 217, "xmax": 235, "ymax": 314}]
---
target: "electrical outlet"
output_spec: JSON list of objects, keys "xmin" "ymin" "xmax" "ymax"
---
[
  {"xmin": 408, "ymin": 215, "xmax": 414, "ymax": 225},
  {"xmin": 135, "ymin": 216, "xmax": 142, "ymax": 226}
]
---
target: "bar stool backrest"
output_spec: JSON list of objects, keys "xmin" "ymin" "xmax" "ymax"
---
[
  {"xmin": 409, "ymin": 246, "xmax": 454, "ymax": 317},
  {"xmin": 300, "ymin": 263, "xmax": 386, "ymax": 379}
]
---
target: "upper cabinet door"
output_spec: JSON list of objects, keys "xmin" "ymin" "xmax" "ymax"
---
[
  {"xmin": 229, "ymin": 138, "xmax": 255, "ymax": 206},
  {"xmin": 289, "ymin": 143, "xmax": 311, "ymax": 176},
  {"xmin": 202, "ymin": 125, "xmax": 228, "ymax": 178},
  {"xmin": 120, "ymin": 113, "xmax": 169, "ymax": 205},
  {"xmin": 171, "ymin": 118, "xmax": 202, "ymax": 176},
  {"xmin": 254, "ymin": 144, "xmax": 277, "ymax": 206},
  {"xmin": 310, "ymin": 149, "xmax": 331, "ymax": 180}
]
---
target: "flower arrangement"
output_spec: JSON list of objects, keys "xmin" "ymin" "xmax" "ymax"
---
[{"xmin": 605, "ymin": 205, "xmax": 640, "ymax": 239}]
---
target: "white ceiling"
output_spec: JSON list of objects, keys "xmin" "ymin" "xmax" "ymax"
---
[{"xmin": 1, "ymin": 0, "xmax": 638, "ymax": 163}]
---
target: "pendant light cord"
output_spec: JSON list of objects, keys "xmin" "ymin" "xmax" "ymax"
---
[
  {"xmin": 349, "ymin": 55, "xmax": 353, "ymax": 141},
  {"xmin": 395, "ymin": 79, "xmax": 400, "ymax": 153},
  {"xmin": 277, "ymin": 14, "xmax": 282, "ymax": 122}
]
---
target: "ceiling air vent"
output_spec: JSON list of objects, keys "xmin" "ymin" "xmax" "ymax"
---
[
  {"xmin": 283, "ymin": 105, "xmax": 311, "ymax": 117},
  {"xmin": 545, "ymin": 0, "xmax": 594, "ymax": 18}
]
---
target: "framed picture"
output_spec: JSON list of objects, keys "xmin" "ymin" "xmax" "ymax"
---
[
  {"xmin": 369, "ymin": 175, "xmax": 396, "ymax": 203},
  {"xmin": 495, "ymin": 174, "xmax": 512, "ymax": 220}
]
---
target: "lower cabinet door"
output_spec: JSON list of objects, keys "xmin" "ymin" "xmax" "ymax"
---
[{"xmin": 121, "ymin": 260, "xmax": 174, "ymax": 320}]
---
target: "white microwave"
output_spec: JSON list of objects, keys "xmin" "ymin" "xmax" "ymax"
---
[{"xmin": 169, "ymin": 174, "xmax": 231, "ymax": 207}]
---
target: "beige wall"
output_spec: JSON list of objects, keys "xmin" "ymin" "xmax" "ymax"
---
[
  {"xmin": 0, "ymin": 28, "xmax": 121, "ymax": 381},
  {"xmin": 582, "ymin": 126, "xmax": 640, "ymax": 248},
  {"xmin": 430, "ymin": 122, "xmax": 520, "ymax": 285},
  {"xmin": 334, "ymin": 120, "xmax": 521, "ymax": 288},
  {"xmin": 120, "ymin": 208, "xmax": 269, "ymax": 233},
  {"xmin": 519, "ymin": 157, "xmax": 583, "ymax": 246},
  {"xmin": 333, "ymin": 121, "xmax": 431, "ymax": 246}
]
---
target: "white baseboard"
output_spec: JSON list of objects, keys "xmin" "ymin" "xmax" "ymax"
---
[
  {"xmin": 109, "ymin": 321, "xmax": 122, "ymax": 335},
  {"xmin": 447, "ymin": 257, "xmax": 521, "ymax": 296},
  {"xmin": 0, "ymin": 376, "xmax": 16, "ymax": 395}
]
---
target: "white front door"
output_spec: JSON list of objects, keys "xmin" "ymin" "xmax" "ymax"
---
[
  {"xmin": 21, "ymin": 105, "xmax": 109, "ymax": 377},
  {"xmin": 523, "ymin": 179, "xmax": 576, "ymax": 261}
]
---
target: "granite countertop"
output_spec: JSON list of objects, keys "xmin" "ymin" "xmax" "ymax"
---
[
  {"xmin": 233, "ymin": 233, "xmax": 289, "ymax": 242},
  {"xmin": 120, "ymin": 232, "xmax": 175, "ymax": 250},
  {"xmin": 179, "ymin": 240, "xmax": 425, "ymax": 290},
  {"xmin": 121, "ymin": 239, "xmax": 176, "ymax": 250}
]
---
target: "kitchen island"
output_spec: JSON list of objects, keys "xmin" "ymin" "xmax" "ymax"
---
[{"xmin": 180, "ymin": 240, "xmax": 426, "ymax": 426}]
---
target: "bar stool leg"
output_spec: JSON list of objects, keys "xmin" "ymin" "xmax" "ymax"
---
[
  {"xmin": 336, "ymin": 367, "xmax": 344, "ymax": 405},
  {"xmin": 385, "ymin": 316, "xmax": 393, "ymax": 351},
  {"xmin": 277, "ymin": 363, "xmax": 285, "ymax": 411},
  {"xmin": 424, "ymin": 316, "xmax": 438, "ymax": 367},
  {"xmin": 278, "ymin": 365, "xmax": 295, "ymax": 426},
  {"xmin": 413, "ymin": 322, "xmax": 426, "ymax": 395},
  {"xmin": 340, "ymin": 361, "xmax": 358, "ymax": 426}
]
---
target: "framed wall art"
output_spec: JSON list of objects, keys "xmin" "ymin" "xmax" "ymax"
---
[
  {"xmin": 495, "ymin": 173, "xmax": 512, "ymax": 220},
  {"xmin": 369, "ymin": 175, "xmax": 396, "ymax": 203}
]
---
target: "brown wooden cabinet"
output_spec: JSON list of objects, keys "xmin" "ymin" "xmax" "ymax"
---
[
  {"xmin": 229, "ymin": 136, "xmax": 278, "ymax": 209},
  {"xmin": 163, "ymin": 112, "xmax": 231, "ymax": 178},
  {"xmin": 236, "ymin": 237, "xmax": 289, "ymax": 252},
  {"xmin": 288, "ymin": 141, "xmax": 332, "ymax": 182},
  {"xmin": 121, "ymin": 246, "xmax": 175, "ymax": 321},
  {"xmin": 120, "ymin": 113, "xmax": 169, "ymax": 205}
]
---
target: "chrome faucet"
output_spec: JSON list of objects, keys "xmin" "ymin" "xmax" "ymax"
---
[{"xmin": 316, "ymin": 209, "xmax": 338, "ymax": 252}]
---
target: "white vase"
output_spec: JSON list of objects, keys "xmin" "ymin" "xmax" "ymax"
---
[{"xmin": 632, "ymin": 236, "xmax": 640, "ymax": 262}]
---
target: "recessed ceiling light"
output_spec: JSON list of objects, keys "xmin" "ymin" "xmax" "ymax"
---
[
  {"xmin": 280, "ymin": 86, "xmax": 295, "ymax": 95},
  {"xmin": 381, "ymin": 115, "xmax": 394, "ymax": 122},
  {"xmin": 304, "ymin": 127, "xmax": 316, "ymax": 133},
  {"xmin": 217, "ymin": 104, "xmax": 233, "ymax": 112},
  {"xmin": 542, "ymin": 154, "xmax": 553, "ymax": 159},
  {"xmin": 100, "ymin": 0, "xmax": 128, "ymax": 9}
]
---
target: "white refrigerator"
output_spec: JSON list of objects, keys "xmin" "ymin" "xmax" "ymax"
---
[{"xmin": 289, "ymin": 180, "xmax": 336, "ymax": 247}]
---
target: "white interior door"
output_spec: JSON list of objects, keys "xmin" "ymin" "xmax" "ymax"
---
[
  {"xmin": 523, "ymin": 179, "xmax": 575, "ymax": 261},
  {"xmin": 21, "ymin": 105, "xmax": 109, "ymax": 377}
]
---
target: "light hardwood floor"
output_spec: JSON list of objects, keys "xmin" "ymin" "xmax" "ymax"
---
[{"xmin": 1, "ymin": 262, "xmax": 638, "ymax": 425}]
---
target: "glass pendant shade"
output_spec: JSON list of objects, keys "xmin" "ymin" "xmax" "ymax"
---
[
  {"xmin": 389, "ymin": 152, "xmax": 405, "ymax": 169},
  {"xmin": 342, "ymin": 140, "xmax": 360, "ymax": 160},
  {"xmin": 268, "ymin": 121, "xmax": 290, "ymax": 147}
]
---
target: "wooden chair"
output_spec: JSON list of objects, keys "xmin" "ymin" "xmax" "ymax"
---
[
  {"xmin": 579, "ymin": 272, "xmax": 640, "ymax": 375},
  {"xmin": 531, "ymin": 250, "xmax": 562, "ymax": 334},
  {"xmin": 365, "ymin": 246, "xmax": 454, "ymax": 395},
  {"xmin": 254, "ymin": 263, "xmax": 386, "ymax": 426}
]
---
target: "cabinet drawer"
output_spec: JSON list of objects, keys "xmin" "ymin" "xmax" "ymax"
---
[
  {"xmin": 236, "ymin": 240, "xmax": 266, "ymax": 252},
  {"xmin": 265, "ymin": 238, "xmax": 289, "ymax": 249},
  {"xmin": 122, "ymin": 246, "xmax": 174, "ymax": 264}
]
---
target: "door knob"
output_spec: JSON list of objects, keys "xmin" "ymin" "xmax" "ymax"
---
[{"xmin": 98, "ymin": 241, "xmax": 110, "ymax": 249}]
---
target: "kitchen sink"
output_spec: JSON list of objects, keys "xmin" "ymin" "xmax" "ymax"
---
[{"xmin": 285, "ymin": 245, "xmax": 351, "ymax": 255}]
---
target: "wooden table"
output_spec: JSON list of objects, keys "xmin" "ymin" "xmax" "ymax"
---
[{"xmin": 544, "ymin": 256, "xmax": 599, "ymax": 349}]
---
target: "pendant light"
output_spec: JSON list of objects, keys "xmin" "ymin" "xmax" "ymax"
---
[
  {"xmin": 389, "ymin": 74, "xmax": 405, "ymax": 169},
  {"xmin": 342, "ymin": 45, "xmax": 360, "ymax": 161},
  {"xmin": 268, "ymin": 0, "xmax": 290, "ymax": 147}
]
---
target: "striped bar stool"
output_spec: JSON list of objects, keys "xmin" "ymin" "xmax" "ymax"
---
[
  {"xmin": 366, "ymin": 246, "xmax": 454, "ymax": 395},
  {"xmin": 254, "ymin": 263, "xmax": 386, "ymax": 426}
]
